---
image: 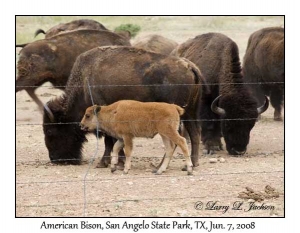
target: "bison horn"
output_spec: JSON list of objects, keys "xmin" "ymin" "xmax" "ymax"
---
[
  {"xmin": 34, "ymin": 29, "xmax": 46, "ymax": 38},
  {"xmin": 211, "ymin": 95, "xmax": 226, "ymax": 116},
  {"xmin": 257, "ymin": 95, "xmax": 269, "ymax": 115},
  {"xmin": 44, "ymin": 103, "xmax": 55, "ymax": 122}
]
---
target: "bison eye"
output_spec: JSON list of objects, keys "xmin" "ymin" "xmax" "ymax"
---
[{"xmin": 47, "ymin": 129, "xmax": 52, "ymax": 136}]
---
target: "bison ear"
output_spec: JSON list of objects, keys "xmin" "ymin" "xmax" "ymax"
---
[{"xmin": 95, "ymin": 105, "xmax": 101, "ymax": 113}]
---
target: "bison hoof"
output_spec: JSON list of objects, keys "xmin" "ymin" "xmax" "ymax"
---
[
  {"xmin": 152, "ymin": 168, "xmax": 158, "ymax": 173},
  {"xmin": 96, "ymin": 160, "xmax": 109, "ymax": 168},
  {"xmin": 274, "ymin": 116, "xmax": 283, "ymax": 121},
  {"xmin": 203, "ymin": 149, "xmax": 215, "ymax": 155},
  {"xmin": 187, "ymin": 171, "xmax": 193, "ymax": 176},
  {"xmin": 192, "ymin": 161, "xmax": 199, "ymax": 167},
  {"xmin": 116, "ymin": 164, "xmax": 125, "ymax": 171},
  {"xmin": 111, "ymin": 167, "xmax": 117, "ymax": 173}
]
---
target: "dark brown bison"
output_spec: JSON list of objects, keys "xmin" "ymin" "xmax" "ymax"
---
[
  {"xmin": 16, "ymin": 30, "xmax": 131, "ymax": 111},
  {"xmin": 172, "ymin": 33, "xmax": 269, "ymax": 155},
  {"xmin": 33, "ymin": 19, "xmax": 132, "ymax": 41},
  {"xmin": 43, "ymin": 46, "xmax": 208, "ymax": 167},
  {"xmin": 133, "ymin": 34, "xmax": 178, "ymax": 55},
  {"xmin": 243, "ymin": 27, "xmax": 284, "ymax": 121},
  {"xmin": 34, "ymin": 19, "xmax": 108, "ymax": 38}
]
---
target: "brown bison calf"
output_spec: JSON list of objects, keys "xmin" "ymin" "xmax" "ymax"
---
[{"xmin": 80, "ymin": 100, "xmax": 193, "ymax": 175}]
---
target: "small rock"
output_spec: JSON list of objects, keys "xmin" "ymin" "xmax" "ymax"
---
[
  {"xmin": 127, "ymin": 181, "xmax": 133, "ymax": 185},
  {"xmin": 209, "ymin": 158, "xmax": 218, "ymax": 163},
  {"xmin": 177, "ymin": 210, "xmax": 188, "ymax": 217},
  {"xmin": 246, "ymin": 187, "xmax": 255, "ymax": 193},
  {"xmin": 245, "ymin": 158, "xmax": 250, "ymax": 162},
  {"xmin": 248, "ymin": 199, "xmax": 255, "ymax": 203},
  {"xmin": 219, "ymin": 158, "xmax": 226, "ymax": 163}
]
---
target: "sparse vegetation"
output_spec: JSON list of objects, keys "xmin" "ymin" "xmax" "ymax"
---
[{"xmin": 114, "ymin": 24, "xmax": 141, "ymax": 38}]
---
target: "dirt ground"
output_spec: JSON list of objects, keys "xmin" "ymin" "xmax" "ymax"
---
[{"xmin": 16, "ymin": 16, "xmax": 284, "ymax": 217}]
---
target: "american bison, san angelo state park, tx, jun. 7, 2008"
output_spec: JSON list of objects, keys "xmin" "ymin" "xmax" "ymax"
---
[
  {"xmin": 80, "ymin": 100, "xmax": 193, "ymax": 175},
  {"xmin": 243, "ymin": 27, "xmax": 284, "ymax": 121},
  {"xmin": 16, "ymin": 30, "xmax": 131, "ymax": 112},
  {"xmin": 43, "ymin": 46, "xmax": 209, "ymax": 167},
  {"xmin": 172, "ymin": 32, "xmax": 269, "ymax": 156}
]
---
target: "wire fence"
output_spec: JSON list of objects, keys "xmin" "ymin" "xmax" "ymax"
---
[
  {"xmin": 15, "ymin": 81, "xmax": 284, "ymax": 89},
  {"xmin": 16, "ymin": 81, "xmax": 284, "ymax": 217}
]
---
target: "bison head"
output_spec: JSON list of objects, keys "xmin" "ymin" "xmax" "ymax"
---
[
  {"xmin": 43, "ymin": 97, "xmax": 87, "ymax": 164},
  {"xmin": 211, "ymin": 94, "xmax": 269, "ymax": 155},
  {"xmin": 80, "ymin": 105, "xmax": 101, "ymax": 132},
  {"xmin": 16, "ymin": 43, "xmax": 56, "ymax": 92}
]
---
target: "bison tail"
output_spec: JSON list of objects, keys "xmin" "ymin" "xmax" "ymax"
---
[
  {"xmin": 183, "ymin": 58, "xmax": 210, "ymax": 94},
  {"xmin": 34, "ymin": 29, "xmax": 46, "ymax": 38}
]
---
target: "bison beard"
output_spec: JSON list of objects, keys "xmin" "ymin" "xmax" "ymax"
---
[{"xmin": 43, "ymin": 46, "xmax": 208, "ymax": 167}]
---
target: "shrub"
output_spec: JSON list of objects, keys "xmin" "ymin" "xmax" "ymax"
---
[{"xmin": 114, "ymin": 24, "xmax": 141, "ymax": 38}]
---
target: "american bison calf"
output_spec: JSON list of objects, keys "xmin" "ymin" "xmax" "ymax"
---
[{"xmin": 80, "ymin": 100, "xmax": 193, "ymax": 175}]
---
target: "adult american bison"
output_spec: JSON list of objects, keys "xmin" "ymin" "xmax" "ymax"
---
[
  {"xmin": 34, "ymin": 19, "xmax": 108, "ymax": 38},
  {"xmin": 133, "ymin": 34, "xmax": 178, "ymax": 55},
  {"xmin": 16, "ymin": 30, "xmax": 130, "ymax": 111},
  {"xmin": 43, "ymin": 46, "xmax": 208, "ymax": 167},
  {"xmin": 243, "ymin": 27, "xmax": 284, "ymax": 121},
  {"xmin": 172, "ymin": 33, "xmax": 269, "ymax": 155}
]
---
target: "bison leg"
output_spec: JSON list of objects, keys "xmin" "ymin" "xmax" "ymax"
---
[
  {"xmin": 270, "ymin": 86, "xmax": 284, "ymax": 121},
  {"xmin": 201, "ymin": 121, "xmax": 222, "ymax": 155},
  {"xmin": 96, "ymin": 136, "xmax": 113, "ymax": 168},
  {"xmin": 202, "ymin": 136, "xmax": 223, "ymax": 155},
  {"xmin": 96, "ymin": 136, "xmax": 125, "ymax": 169},
  {"xmin": 159, "ymin": 132, "xmax": 193, "ymax": 175},
  {"xmin": 111, "ymin": 140, "xmax": 124, "ymax": 173},
  {"xmin": 156, "ymin": 136, "xmax": 176, "ymax": 175},
  {"xmin": 123, "ymin": 136, "xmax": 134, "ymax": 174},
  {"xmin": 183, "ymin": 121, "xmax": 200, "ymax": 167},
  {"xmin": 199, "ymin": 95, "xmax": 223, "ymax": 154}
]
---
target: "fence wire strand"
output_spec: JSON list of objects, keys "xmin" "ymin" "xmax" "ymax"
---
[
  {"xmin": 82, "ymin": 78, "xmax": 99, "ymax": 217},
  {"xmin": 16, "ymin": 170, "xmax": 284, "ymax": 186},
  {"xmin": 15, "ymin": 117, "xmax": 278, "ymax": 127},
  {"xmin": 16, "ymin": 81, "xmax": 284, "ymax": 89}
]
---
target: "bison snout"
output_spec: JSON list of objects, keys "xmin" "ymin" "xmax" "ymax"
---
[{"xmin": 79, "ymin": 123, "xmax": 88, "ymax": 131}]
